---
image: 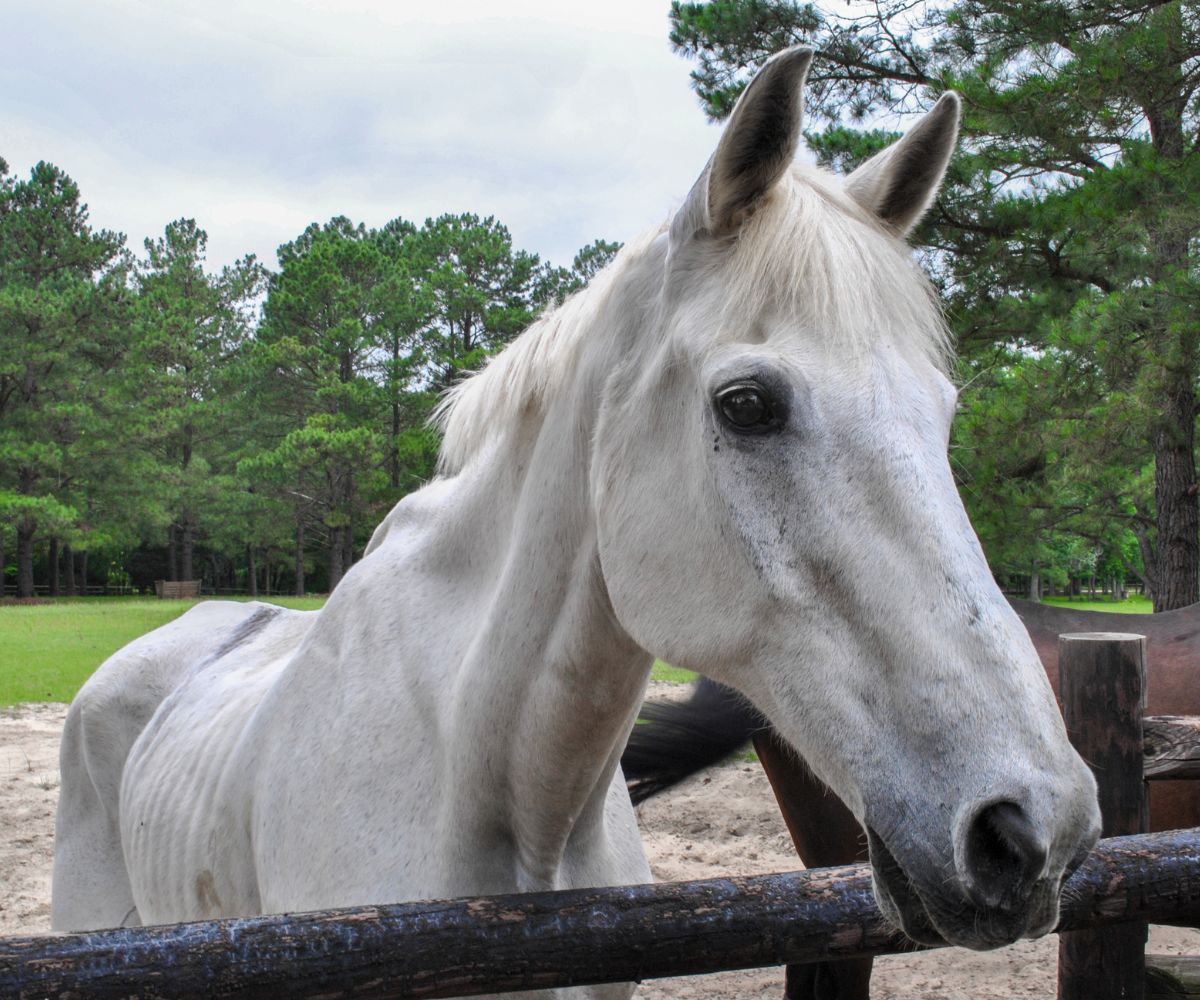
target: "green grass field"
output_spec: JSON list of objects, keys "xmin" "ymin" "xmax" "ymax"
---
[
  {"xmin": 1042, "ymin": 595, "xmax": 1152, "ymax": 614},
  {"xmin": 7, "ymin": 593, "xmax": 1147, "ymax": 708},
  {"xmin": 0, "ymin": 597, "xmax": 694, "ymax": 706},
  {"xmin": 0, "ymin": 597, "xmax": 326, "ymax": 706}
]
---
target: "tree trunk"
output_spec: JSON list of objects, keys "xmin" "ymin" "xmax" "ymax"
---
[
  {"xmin": 1151, "ymin": 370, "xmax": 1198, "ymax": 611},
  {"xmin": 329, "ymin": 526, "xmax": 345, "ymax": 592},
  {"xmin": 247, "ymin": 546, "xmax": 258, "ymax": 598},
  {"xmin": 64, "ymin": 544, "xmax": 75, "ymax": 596},
  {"xmin": 391, "ymin": 399, "xmax": 402, "ymax": 489},
  {"xmin": 168, "ymin": 523, "xmax": 178, "ymax": 582},
  {"xmin": 0, "ymin": 532, "xmax": 6, "ymax": 596},
  {"xmin": 294, "ymin": 512, "xmax": 305, "ymax": 598},
  {"xmin": 1028, "ymin": 565, "xmax": 1040, "ymax": 602},
  {"xmin": 1144, "ymin": 24, "xmax": 1197, "ymax": 614},
  {"xmin": 79, "ymin": 550, "xmax": 88, "ymax": 595},
  {"xmin": 342, "ymin": 519, "xmax": 354, "ymax": 580},
  {"xmin": 390, "ymin": 335, "xmax": 403, "ymax": 489},
  {"xmin": 17, "ymin": 516, "xmax": 35, "ymax": 599},
  {"xmin": 180, "ymin": 509, "xmax": 194, "ymax": 582},
  {"xmin": 48, "ymin": 537, "xmax": 60, "ymax": 597}
]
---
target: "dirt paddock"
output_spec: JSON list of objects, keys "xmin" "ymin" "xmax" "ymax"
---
[{"xmin": 3, "ymin": 694, "xmax": 1197, "ymax": 999}]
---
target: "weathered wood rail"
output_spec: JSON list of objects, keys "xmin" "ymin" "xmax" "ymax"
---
[
  {"xmin": 1145, "ymin": 717, "xmax": 1200, "ymax": 781},
  {"xmin": 2, "ymin": 829, "xmax": 1199, "ymax": 1000}
]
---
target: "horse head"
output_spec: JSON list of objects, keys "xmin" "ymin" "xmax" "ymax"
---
[{"xmin": 594, "ymin": 47, "xmax": 1100, "ymax": 950}]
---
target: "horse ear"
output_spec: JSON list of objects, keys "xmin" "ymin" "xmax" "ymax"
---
[
  {"xmin": 671, "ymin": 46, "xmax": 814, "ymax": 244},
  {"xmin": 844, "ymin": 92, "xmax": 960, "ymax": 236}
]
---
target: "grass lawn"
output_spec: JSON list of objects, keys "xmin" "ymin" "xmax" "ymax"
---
[
  {"xmin": 0, "ymin": 595, "xmax": 694, "ymax": 707},
  {"xmin": 1041, "ymin": 595, "xmax": 1153, "ymax": 614},
  {"xmin": 0, "ymin": 596, "xmax": 326, "ymax": 706},
  {"xmin": 650, "ymin": 661, "xmax": 697, "ymax": 684}
]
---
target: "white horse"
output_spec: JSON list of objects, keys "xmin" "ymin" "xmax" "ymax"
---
[{"xmin": 53, "ymin": 48, "xmax": 1099, "ymax": 996}]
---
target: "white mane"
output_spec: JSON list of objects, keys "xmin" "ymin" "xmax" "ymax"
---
[{"xmin": 434, "ymin": 162, "xmax": 950, "ymax": 476}]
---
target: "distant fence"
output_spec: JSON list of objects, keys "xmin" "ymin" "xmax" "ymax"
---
[{"xmin": 0, "ymin": 584, "xmax": 139, "ymax": 598}]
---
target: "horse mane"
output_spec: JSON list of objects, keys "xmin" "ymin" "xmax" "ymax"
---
[
  {"xmin": 431, "ymin": 226, "xmax": 664, "ymax": 476},
  {"xmin": 434, "ymin": 163, "xmax": 951, "ymax": 477}
]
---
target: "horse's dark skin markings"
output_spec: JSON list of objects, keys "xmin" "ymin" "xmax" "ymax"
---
[{"xmin": 209, "ymin": 605, "xmax": 283, "ymax": 663}]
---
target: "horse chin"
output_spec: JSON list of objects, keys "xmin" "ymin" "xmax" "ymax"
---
[
  {"xmin": 866, "ymin": 827, "xmax": 947, "ymax": 947},
  {"xmin": 866, "ymin": 827, "xmax": 1051, "ymax": 951}
]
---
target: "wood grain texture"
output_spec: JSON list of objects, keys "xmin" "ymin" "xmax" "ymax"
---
[
  {"xmin": 1058, "ymin": 632, "xmax": 1148, "ymax": 1000},
  {"xmin": 1144, "ymin": 717, "xmax": 1200, "ymax": 781}
]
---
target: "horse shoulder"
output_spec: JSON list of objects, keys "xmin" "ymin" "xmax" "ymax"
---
[{"xmin": 64, "ymin": 601, "xmax": 274, "ymax": 804}]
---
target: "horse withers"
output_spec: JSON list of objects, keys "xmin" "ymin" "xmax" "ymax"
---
[{"xmin": 52, "ymin": 48, "xmax": 1099, "ymax": 997}]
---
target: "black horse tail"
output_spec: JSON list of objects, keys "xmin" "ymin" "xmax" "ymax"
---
[{"xmin": 622, "ymin": 676, "xmax": 766, "ymax": 805}]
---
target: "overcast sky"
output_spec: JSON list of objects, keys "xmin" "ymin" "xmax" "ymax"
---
[{"xmin": 5, "ymin": 1, "xmax": 726, "ymax": 272}]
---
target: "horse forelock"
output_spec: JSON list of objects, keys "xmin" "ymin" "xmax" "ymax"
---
[
  {"xmin": 433, "ymin": 161, "xmax": 950, "ymax": 477},
  {"xmin": 711, "ymin": 163, "xmax": 951, "ymax": 372}
]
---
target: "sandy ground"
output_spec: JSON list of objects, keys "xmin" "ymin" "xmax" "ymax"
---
[{"xmin": 2, "ymin": 690, "xmax": 1197, "ymax": 998}]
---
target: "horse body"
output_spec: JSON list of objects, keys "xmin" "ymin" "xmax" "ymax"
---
[
  {"xmin": 54, "ymin": 48, "xmax": 1100, "ymax": 995},
  {"xmin": 70, "ymin": 397, "xmax": 655, "ymax": 925}
]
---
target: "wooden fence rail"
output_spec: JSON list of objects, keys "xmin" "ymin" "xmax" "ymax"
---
[
  {"xmin": 1144, "ymin": 717, "xmax": 1200, "ymax": 780},
  {"xmin": 2, "ymin": 829, "xmax": 1199, "ymax": 1000}
]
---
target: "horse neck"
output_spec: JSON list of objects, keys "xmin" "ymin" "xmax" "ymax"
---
[{"xmin": 435, "ymin": 317, "xmax": 654, "ymax": 890}]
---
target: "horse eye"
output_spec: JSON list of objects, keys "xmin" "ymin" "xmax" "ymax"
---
[{"xmin": 716, "ymin": 383, "xmax": 778, "ymax": 432}]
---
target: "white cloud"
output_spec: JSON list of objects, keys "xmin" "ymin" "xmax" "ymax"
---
[{"xmin": 4, "ymin": 1, "xmax": 721, "ymax": 270}]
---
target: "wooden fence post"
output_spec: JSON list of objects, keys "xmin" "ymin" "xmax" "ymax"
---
[{"xmin": 1058, "ymin": 632, "xmax": 1148, "ymax": 1000}]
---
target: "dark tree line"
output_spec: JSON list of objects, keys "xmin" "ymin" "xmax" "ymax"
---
[{"xmin": 0, "ymin": 156, "xmax": 618, "ymax": 597}]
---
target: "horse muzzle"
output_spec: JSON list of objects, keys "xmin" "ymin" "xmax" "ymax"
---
[{"xmin": 866, "ymin": 798, "xmax": 1099, "ymax": 950}]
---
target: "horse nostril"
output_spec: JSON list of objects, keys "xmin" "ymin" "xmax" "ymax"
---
[{"xmin": 960, "ymin": 801, "xmax": 1048, "ymax": 912}]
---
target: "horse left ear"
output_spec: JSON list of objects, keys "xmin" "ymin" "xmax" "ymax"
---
[
  {"xmin": 844, "ymin": 92, "xmax": 960, "ymax": 236},
  {"xmin": 671, "ymin": 46, "xmax": 814, "ymax": 245}
]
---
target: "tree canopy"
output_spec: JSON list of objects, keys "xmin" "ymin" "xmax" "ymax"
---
[{"xmin": 0, "ymin": 156, "xmax": 620, "ymax": 597}]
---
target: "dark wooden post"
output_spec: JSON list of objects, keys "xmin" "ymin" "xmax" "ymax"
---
[
  {"xmin": 1058, "ymin": 632, "xmax": 1148, "ymax": 1000},
  {"xmin": 754, "ymin": 731, "xmax": 873, "ymax": 1000}
]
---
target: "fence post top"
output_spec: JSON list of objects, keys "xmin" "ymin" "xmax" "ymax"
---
[{"xmin": 1058, "ymin": 632, "xmax": 1147, "ymax": 643}]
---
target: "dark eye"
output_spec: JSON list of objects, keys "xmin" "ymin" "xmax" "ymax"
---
[{"xmin": 715, "ymin": 382, "xmax": 779, "ymax": 433}]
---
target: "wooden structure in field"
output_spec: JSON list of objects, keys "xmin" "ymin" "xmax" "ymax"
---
[{"xmin": 153, "ymin": 580, "xmax": 201, "ymax": 599}]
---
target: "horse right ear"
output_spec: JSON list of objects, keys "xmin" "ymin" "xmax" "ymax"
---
[
  {"xmin": 670, "ymin": 46, "xmax": 814, "ymax": 246},
  {"xmin": 843, "ymin": 92, "xmax": 960, "ymax": 236}
]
